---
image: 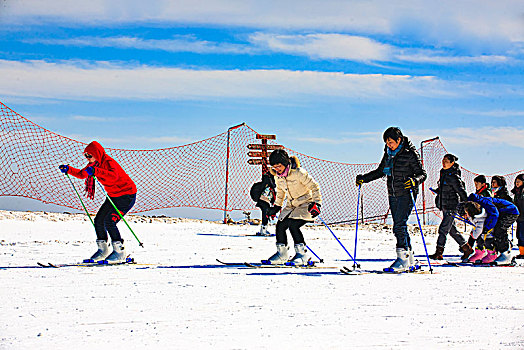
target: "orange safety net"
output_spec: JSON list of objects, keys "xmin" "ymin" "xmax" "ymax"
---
[{"xmin": 1, "ymin": 101, "xmax": 522, "ymax": 224}]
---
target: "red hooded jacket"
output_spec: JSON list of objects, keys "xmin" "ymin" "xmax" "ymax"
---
[{"xmin": 68, "ymin": 141, "xmax": 137, "ymax": 197}]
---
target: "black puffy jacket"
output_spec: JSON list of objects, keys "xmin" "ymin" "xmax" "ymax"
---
[
  {"xmin": 512, "ymin": 187, "xmax": 524, "ymax": 221},
  {"xmin": 435, "ymin": 163, "xmax": 467, "ymax": 210},
  {"xmin": 362, "ymin": 137, "xmax": 427, "ymax": 197},
  {"xmin": 493, "ymin": 186, "xmax": 513, "ymax": 202}
]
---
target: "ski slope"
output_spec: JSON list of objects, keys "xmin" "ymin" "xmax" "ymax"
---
[{"xmin": 1, "ymin": 211, "xmax": 523, "ymax": 349}]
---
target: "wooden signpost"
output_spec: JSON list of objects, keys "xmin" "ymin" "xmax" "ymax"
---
[{"xmin": 247, "ymin": 134, "xmax": 282, "ymax": 174}]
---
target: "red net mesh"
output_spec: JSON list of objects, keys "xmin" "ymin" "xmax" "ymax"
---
[{"xmin": 1, "ymin": 101, "xmax": 522, "ymax": 224}]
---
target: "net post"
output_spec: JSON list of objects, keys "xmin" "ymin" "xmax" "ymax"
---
[
  {"xmin": 223, "ymin": 123, "xmax": 246, "ymax": 224},
  {"xmin": 420, "ymin": 136, "xmax": 439, "ymax": 226}
]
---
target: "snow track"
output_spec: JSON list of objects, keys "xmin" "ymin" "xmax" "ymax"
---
[{"xmin": 1, "ymin": 211, "xmax": 523, "ymax": 349}]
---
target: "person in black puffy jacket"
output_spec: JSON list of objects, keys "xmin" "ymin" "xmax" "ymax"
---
[
  {"xmin": 491, "ymin": 175, "xmax": 513, "ymax": 202},
  {"xmin": 511, "ymin": 174, "xmax": 524, "ymax": 259},
  {"xmin": 356, "ymin": 127, "xmax": 427, "ymax": 272},
  {"xmin": 429, "ymin": 154, "xmax": 471, "ymax": 261}
]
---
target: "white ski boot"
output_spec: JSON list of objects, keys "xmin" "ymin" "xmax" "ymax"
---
[
  {"xmin": 289, "ymin": 243, "xmax": 309, "ymax": 266},
  {"xmin": 408, "ymin": 248, "xmax": 420, "ymax": 271},
  {"xmin": 84, "ymin": 240, "xmax": 111, "ymax": 263},
  {"xmin": 265, "ymin": 243, "xmax": 289, "ymax": 265},
  {"xmin": 256, "ymin": 225, "xmax": 271, "ymax": 236},
  {"xmin": 492, "ymin": 250, "xmax": 513, "ymax": 266},
  {"xmin": 105, "ymin": 241, "xmax": 126, "ymax": 263},
  {"xmin": 384, "ymin": 248, "xmax": 410, "ymax": 272}
]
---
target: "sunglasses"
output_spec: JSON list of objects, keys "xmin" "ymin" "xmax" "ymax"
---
[{"xmin": 84, "ymin": 153, "xmax": 93, "ymax": 159}]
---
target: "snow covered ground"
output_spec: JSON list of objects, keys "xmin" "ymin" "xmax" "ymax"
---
[{"xmin": 1, "ymin": 210, "xmax": 523, "ymax": 349}]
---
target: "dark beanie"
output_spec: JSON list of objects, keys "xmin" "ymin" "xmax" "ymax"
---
[{"xmin": 269, "ymin": 149, "xmax": 290, "ymax": 167}]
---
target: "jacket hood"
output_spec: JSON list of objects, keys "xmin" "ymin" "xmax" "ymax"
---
[
  {"xmin": 269, "ymin": 155, "xmax": 300, "ymax": 175},
  {"xmin": 84, "ymin": 141, "xmax": 106, "ymax": 162}
]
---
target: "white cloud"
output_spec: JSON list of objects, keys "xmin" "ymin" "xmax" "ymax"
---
[
  {"xmin": 26, "ymin": 33, "xmax": 519, "ymax": 65},
  {"xmin": 462, "ymin": 110, "xmax": 524, "ymax": 118},
  {"xmin": 3, "ymin": 0, "xmax": 524, "ymax": 45},
  {"xmin": 249, "ymin": 33, "xmax": 392, "ymax": 61},
  {"xmin": 441, "ymin": 127, "xmax": 524, "ymax": 149},
  {"xmin": 28, "ymin": 36, "xmax": 255, "ymax": 55},
  {"xmin": 71, "ymin": 115, "xmax": 109, "ymax": 122},
  {"xmin": 0, "ymin": 59, "xmax": 464, "ymax": 102}
]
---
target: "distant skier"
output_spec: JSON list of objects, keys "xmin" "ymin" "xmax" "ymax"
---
[
  {"xmin": 429, "ymin": 154, "xmax": 472, "ymax": 261},
  {"xmin": 464, "ymin": 194, "xmax": 519, "ymax": 265},
  {"xmin": 467, "ymin": 175, "xmax": 493, "ymax": 254},
  {"xmin": 249, "ymin": 172, "xmax": 276, "ymax": 236},
  {"xmin": 473, "ymin": 175, "xmax": 493, "ymax": 197},
  {"xmin": 59, "ymin": 141, "xmax": 137, "ymax": 263},
  {"xmin": 356, "ymin": 127, "xmax": 427, "ymax": 272},
  {"xmin": 491, "ymin": 175, "xmax": 512, "ymax": 202},
  {"xmin": 265, "ymin": 149, "xmax": 322, "ymax": 265},
  {"xmin": 511, "ymin": 174, "xmax": 524, "ymax": 259}
]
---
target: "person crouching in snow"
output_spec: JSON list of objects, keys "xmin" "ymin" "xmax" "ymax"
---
[
  {"xmin": 429, "ymin": 153, "xmax": 472, "ymax": 261},
  {"xmin": 511, "ymin": 174, "xmax": 524, "ymax": 259},
  {"xmin": 265, "ymin": 149, "xmax": 322, "ymax": 265},
  {"xmin": 356, "ymin": 127, "xmax": 427, "ymax": 272},
  {"xmin": 249, "ymin": 172, "xmax": 276, "ymax": 236},
  {"xmin": 59, "ymin": 141, "xmax": 137, "ymax": 263},
  {"xmin": 464, "ymin": 194, "xmax": 519, "ymax": 265}
]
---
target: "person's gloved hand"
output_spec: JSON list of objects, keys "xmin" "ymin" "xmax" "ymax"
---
[
  {"xmin": 59, "ymin": 165, "xmax": 69, "ymax": 174},
  {"xmin": 404, "ymin": 177, "xmax": 416, "ymax": 189},
  {"xmin": 84, "ymin": 166, "xmax": 95, "ymax": 176},
  {"xmin": 268, "ymin": 205, "xmax": 281, "ymax": 217},
  {"xmin": 308, "ymin": 202, "xmax": 321, "ymax": 218},
  {"xmin": 356, "ymin": 174, "xmax": 364, "ymax": 186}
]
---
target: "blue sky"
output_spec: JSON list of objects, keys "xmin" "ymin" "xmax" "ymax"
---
[{"xmin": 0, "ymin": 1, "xmax": 523, "ymax": 218}]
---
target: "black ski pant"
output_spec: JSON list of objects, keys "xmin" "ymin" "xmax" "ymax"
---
[
  {"xmin": 484, "ymin": 213, "xmax": 519, "ymax": 252},
  {"xmin": 517, "ymin": 220, "xmax": 524, "ymax": 247},
  {"xmin": 94, "ymin": 193, "xmax": 136, "ymax": 243},
  {"xmin": 256, "ymin": 200, "xmax": 271, "ymax": 226},
  {"xmin": 275, "ymin": 218, "xmax": 307, "ymax": 246}
]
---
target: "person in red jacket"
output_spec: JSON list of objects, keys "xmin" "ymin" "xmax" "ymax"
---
[{"xmin": 59, "ymin": 141, "xmax": 137, "ymax": 263}]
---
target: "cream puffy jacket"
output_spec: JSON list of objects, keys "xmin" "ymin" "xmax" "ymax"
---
[{"xmin": 270, "ymin": 156, "xmax": 322, "ymax": 221}]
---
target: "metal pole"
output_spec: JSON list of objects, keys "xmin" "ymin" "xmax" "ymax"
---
[
  {"xmin": 223, "ymin": 128, "xmax": 231, "ymax": 224},
  {"xmin": 420, "ymin": 136, "xmax": 439, "ymax": 225},
  {"xmin": 223, "ymin": 123, "xmax": 246, "ymax": 224}
]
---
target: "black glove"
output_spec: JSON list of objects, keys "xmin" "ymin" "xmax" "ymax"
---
[
  {"xmin": 59, "ymin": 165, "xmax": 69, "ymax": 174},
  {"xmin": 308, "ymin": 202, "xmax": 321, "ymax": 218},
  {"xmin": 356, "ymin": 174, "xmax": 364, "ymax": 186},
  {"xmin": 268, "ymin": 205, "xmax": 281, "ymax": 217},
  {"xmin": 404, "ymin": 177, "xmax": 416, "ymax": 189}
]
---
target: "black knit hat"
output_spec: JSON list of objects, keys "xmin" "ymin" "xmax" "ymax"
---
[{"xmin": 269, "ymin": 149, "xmax": 290, "ymax": 167}]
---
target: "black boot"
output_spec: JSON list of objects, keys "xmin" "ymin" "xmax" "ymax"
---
[{"xmin": 429, "ymin": 246, "xmax": 444, "ymax": 260}]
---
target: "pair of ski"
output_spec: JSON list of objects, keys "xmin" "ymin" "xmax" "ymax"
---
[
  {"xmin": 339, "ymin": 265, "xmax": 433, "ymax": 275},
  {"xmin": 37, "ymin": 257, "xmax": 137, "ymax": 268},
  {"xmin": 216, "ymin": 259, "xmax": 335, "ymax": 269}
]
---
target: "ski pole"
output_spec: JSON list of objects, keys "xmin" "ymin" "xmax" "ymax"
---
[
  {"xmin": 318, "ymin": 216, "xmax": 360, "ymax": 268},
  {"xmin": 453, "ymin": 214, "xmax": 475, "ymax": 227},
  {"xmin": 63, "ymin": 172, "xmax": 95, "ymax": 228},
  {"xmin": 410, "ymin": 189, "xmax": 433, "ymax": 273},
  {"xmin": 306, "ymin": 244, "xmax": 324, "ymax": 263},
  {"xmin": 353, "ymin": 184, "xmax": 361, "ymax": 268},
  {"xmin": 93, "ymin": 176, "xmax": 144, "ymax": 247}
]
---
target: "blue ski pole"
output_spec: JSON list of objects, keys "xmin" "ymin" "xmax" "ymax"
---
[
  {"xmin": 353, "ymin": 184, "xmax": 361, "ymax": 268},
  {"xmin": 453, "ymin": 214, "xmax": 475, "ymax": 227},
  {"xmin": 318, "ymin": 216, "xmax": 360, "ymax": 268},
  {"xmin": 410, "ymin": 189, "xmax": 433, "ymax": 273},
  {"xmin": 306, "ymin": 244, "xmax": 324, "ymax": 263}
]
